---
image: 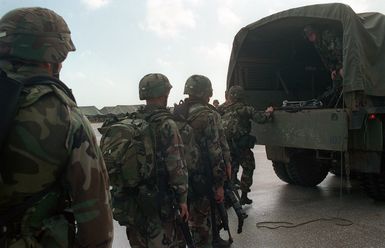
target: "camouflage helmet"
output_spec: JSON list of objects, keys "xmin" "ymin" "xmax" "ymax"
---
[
  {"xmin": 0, "ymin": 7, "xmax": 76, "ymax": 63},
  {"xmin": 184, "ymin": 74, "xmax": 213, "ymax": 98},
  {"xmin": 139, "ymin": 73, "xmax": 172, "ymax": 100},
  {"xmin": 228, "ymin": 85, "xmax": 244, "ymax": 100}
]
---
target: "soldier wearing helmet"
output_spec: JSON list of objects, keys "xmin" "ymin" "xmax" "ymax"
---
[
  {"xmin": 304, "ymin": 24, "xmax": 343, "ymax": 106},
  {"xmin": 220, "ymin": 85, "xmax": 274, "ymax": 205},
  {"xmin": 0, "ymin": 7, "xmax": 113, "ymax": 247},
  {"xmin": 123, "ymin": 73, "xmax": 189, "ymax": 247},
  {"xmin": 176, "ymin": 74, "xmax": 229, "ymax": 247}
]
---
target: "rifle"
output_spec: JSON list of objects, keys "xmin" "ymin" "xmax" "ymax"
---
[
  {"xmin": 175, "ymin": 208, "xmax": 196, "ymax": 248},
  {"xmin": 155, "ymin": 147, "xmax": 196, "ymax": 248},
  {"xmin": 216, "ymin": 200, "xmax": 233, "ymax": 243},
  {"xmin": 203, "ymin": 145, "xmax": 233, "ymax": 246},
  {"xmin": 224, "ymin": 180, "xmax": 248, "ymax": 234}
]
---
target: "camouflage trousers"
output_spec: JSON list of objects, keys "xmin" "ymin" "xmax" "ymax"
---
[
  {"xmin": 189, "ymin": 196, "xmax": 212, "ymax": 248},
  {"xmin": 126, "ymin": 215, "xmax": 179, "ymax": 248},
  {"xmin": 233, "ymin": 148, "xmax": 256, "ymax": 193}
]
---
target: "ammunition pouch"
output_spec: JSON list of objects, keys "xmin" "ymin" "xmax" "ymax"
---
[
  {"xmin": 136, "ymin": 185, "xmax": 176, "ymax": 222},
  {"xmin": 189, "ymin": 173, "xmax": 210, "ymax": 198},
  {"xmin": 137, "ymin": 185, "xmax": 159, "ymax": 218},
  {"xmin": 159, "ymin": 189, "xmax": 176, "ymax": 222},
  {"xmin": 237, "ymin": 134, "xmax": 256, "ymax": 149},
  {"xmin": 1, "ymin": 213, "xmax": 75, "ymax": 248},
  {"xmin": 111, "ymin": 188, "xmax": 139, "ymax": 226}
]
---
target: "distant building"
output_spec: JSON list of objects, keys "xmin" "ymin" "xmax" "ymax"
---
[
  {"xmin": 79, "ymin": 106, "xmax": 105, "ymax": 122},
  {"xmin": 79, "ymin": 104, "xmax": 145, "ymax": 123},
  {"xmin": 100, "ymin": 104, "xmax": 143, "ymax": 116}
]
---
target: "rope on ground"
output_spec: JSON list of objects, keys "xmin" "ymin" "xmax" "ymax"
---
[{"xmin": 256, "ymin": 217, "xmax": 353, "ymax": 229}]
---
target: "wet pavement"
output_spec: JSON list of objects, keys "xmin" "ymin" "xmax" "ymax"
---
[{"xmin": 92, "ymin": 123, "xmax": 385, "ymax": 248}]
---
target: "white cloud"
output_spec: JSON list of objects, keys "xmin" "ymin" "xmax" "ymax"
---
[
  {"xmin": 143, "ymin": 0, "xmax": 196, "ymax": 38},
  {"xmin": 156, "ymin": 58, "xmax": 173, "ymax": 68},
  {"xmin": 213, "ymin": 0, "xmax": 241, "ymax": 28},
  {"xmin": 82, "ymin": 0, "xmax": 111, "ymax": 10},
  {"xmin": 196, "ymin": 42, "xmax": 231, "ymax": 63},
  {"xmin": 217, "ymin": 7, "xmax": 241, "ymax": 27}
]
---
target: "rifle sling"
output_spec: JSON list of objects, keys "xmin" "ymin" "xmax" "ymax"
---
[{"xmin": 0, "ymin": 183, "xmax": 56, "ymax": 229}]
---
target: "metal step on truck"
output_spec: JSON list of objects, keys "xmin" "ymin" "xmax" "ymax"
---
[{"xmin": 226, "ymin": 3, "xmax": 385, "ymax": 200}]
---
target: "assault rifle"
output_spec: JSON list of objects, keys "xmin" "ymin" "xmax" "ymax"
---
[
  {"xmin": 156, "ymin": 154, "xmax": 196, "ymax": 248},
  {"xmin": 224, "ymin": 180, "xmax": 248, "ymax": 234},
  {"xmin": 175, "ymin": 208, "xmax": 196, "ymax": 248},
  {"xmin": 203, "ymin": 154, "xmax": 233, "ymax": 246}
]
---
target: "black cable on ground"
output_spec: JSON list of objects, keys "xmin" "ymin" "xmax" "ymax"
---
[{"xmin": 256, "ymin": 217, "xmax": 353, "ymax": 229}]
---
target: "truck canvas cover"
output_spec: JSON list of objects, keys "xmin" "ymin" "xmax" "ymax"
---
[{"xmin": 227, "ymin": 3, "xmax": 385, "ymax": 96}]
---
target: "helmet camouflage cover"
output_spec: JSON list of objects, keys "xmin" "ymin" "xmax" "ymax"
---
[
  {"xmin": 0, "ymin": 7, "xmax": 76, "ymax": 63},
  {"xmin": 139, "ymin": 73, "xmax": 172, "ymax": 100},
  {"xmin": 228, "ymin": 85, "xmax": 244, "ymax": 100},
  {"xmin": 184, "ymin": 74, "xmax": 213, "ymax": 98}
]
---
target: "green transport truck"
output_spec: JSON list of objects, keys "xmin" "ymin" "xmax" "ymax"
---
[{"xmin": 227, "ymin": 3, "xmax": 385, "ymax": 200}]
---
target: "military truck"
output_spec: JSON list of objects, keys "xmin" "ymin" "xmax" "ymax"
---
[{"xmin": 227, "ymin": 3, "xmax": 385, "ymax": 200}]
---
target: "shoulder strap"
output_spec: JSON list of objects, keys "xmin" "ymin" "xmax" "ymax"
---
[
  {"xmin": 0, "ymin": 70, "xmax": 76, "ymax": 151},
  {"xmin": 187, "ymin": 104, "xmax": 211, "ymax": 123},
  {"xmin": 0, "ymin": 70, "xmax": 23, "ymax": 150},
  {"xmin": 0, "ymin": 182, "xmax": 57, "ymax": 228},
  {"xmin": 23, "ymin": 75, "xmax": 76, "ymax": 103}
]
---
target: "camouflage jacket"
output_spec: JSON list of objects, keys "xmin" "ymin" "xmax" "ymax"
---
[
  {"xmin": 207, "ymin": 104, "xmax": 231, "ymax": 166},
  {"xmin": 221, "ymin": 101, "xmax": 271, "ymax": 137},
  {"xmin": 185, "ymin": 99, "xmax": 226, "ymax": 188},
  {"xmin": 315, "ymin": 29, "xmax": 343, "ymax": 73},
  {"xmin": 0, "ymin": 61, "xmax": 113, "ymax": 247},
  {"xmin": 139, "ymin": 105, "xmax": 188, "ymax": 204}
]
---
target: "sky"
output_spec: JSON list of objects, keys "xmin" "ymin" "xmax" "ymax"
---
[{"xmin": 1, "ymin": 0, "xmax": 385, "ymax": 108}]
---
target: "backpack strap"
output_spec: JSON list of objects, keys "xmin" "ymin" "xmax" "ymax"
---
[
  {"xmin": 23, "ymin": 75, "xmax": 76, "ymax": 103},
  {"xmin": 187, "ymin": 104, "xmax": 211, "ymax": 123},
  {"xmin": 0, "ymin": 70, "xmax": 76, "ymax": 150},
  {"xmin": 0, "ymin": 70, "xmax": 23, "ymax": 150}
]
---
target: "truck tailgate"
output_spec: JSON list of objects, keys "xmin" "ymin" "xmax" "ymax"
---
[{"xmin": 252, "ymin": 108, "xmax": 348, "ymax": 151}]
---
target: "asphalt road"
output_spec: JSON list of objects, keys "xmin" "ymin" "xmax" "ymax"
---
[{"xmin": 92, "ymin": 123, "xmax": 385, "ymax": 248}]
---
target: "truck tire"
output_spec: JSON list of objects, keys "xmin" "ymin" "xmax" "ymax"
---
[
  {"xmin": 272, "ymin": 161, "xmax": 295, "ymax": 184},
  {"xmin": 285, "ymin": 151, "xmax": 329, "ymax": 186},
  {"xmin": 361, "ymin": 173, "xmax": 385, "ymax": 201}
]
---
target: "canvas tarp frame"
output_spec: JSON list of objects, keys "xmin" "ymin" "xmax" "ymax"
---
[{"xmin": 227, "ymin": 3, "xmax": 385, "ymax": 96}]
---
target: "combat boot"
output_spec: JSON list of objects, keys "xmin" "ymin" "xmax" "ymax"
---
[
  {"xmin": 213, "ymin": 236, "xmax": 231, "ymax": 248},
  {"xmin": 240, "ymin": 192, "xmax": 252, "ymax": 205}
]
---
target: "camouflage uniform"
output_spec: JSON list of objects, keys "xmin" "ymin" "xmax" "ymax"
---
[
  {"xmin": 221, "ymin": 86, "xmax": 271, "ymax": 203},
  {"xmin": 0, "ymin": 7, "xmax": 113, "ymax": 247},
  {"xmin": 304, "ymin": 25, "xmax": 343, "ymax": 106},
  {"xmin": 125, "ymin": 74, "xmax": 188, "ymax": 248},
  {"xmin": 313, "ymin": 29, "xmax": 343, "ymax": 77},
  {"xmin": 182, "ymin": 75, "xmax": 226, "ymax": 248}
]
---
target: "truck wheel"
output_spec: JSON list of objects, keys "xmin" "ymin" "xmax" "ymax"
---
[
  {"xmin": 361, "ymin": 173, "xmax": 385, "ymax": 201},
  {"xmin": 286, "ymin": 152, "xmax": 329, "ymax": 186},
  {"xmin": 272, "ymin": 161, "xmax": 295, "ymax": 184}
]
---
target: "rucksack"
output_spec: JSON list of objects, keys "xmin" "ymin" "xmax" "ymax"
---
[
  {"xmin": 99, "ymin": 112, "xmax": 158, "ymax": 189},
  {"xmin": 99, "ymin": 110, "xmax": 177, "ymax": 225}
]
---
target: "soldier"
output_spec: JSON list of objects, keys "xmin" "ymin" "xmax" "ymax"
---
[
  {"xmin": 304, "ymin": 25, "xmax": 343, "ymax": 106},
  {"xmin": 178, "ymin": 75, "xmax": 228, "ymax": 248},
  {"xmin": 213, "ymin": 99, "xmax": 220, "ymax": 108},
  {"xmin": 0, "ymin": 7, "xmax": 113, "ymax": 247},
  {"xmin": 304, "ymin": 24, "xmax": 343, "ymax": 82},
  {"xmin": 125, "ymin": 73, "xmax": 189, "ymax": 247},
  {"xmin": 221, "ymin": 85, "xmax": 274, "ymax": 205}
]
